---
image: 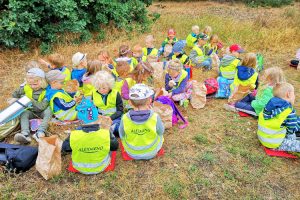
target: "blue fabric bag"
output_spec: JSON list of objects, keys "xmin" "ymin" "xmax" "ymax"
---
[{"xmin": 76, "ymin": 97, "xmax": 98, "ymax": 124}]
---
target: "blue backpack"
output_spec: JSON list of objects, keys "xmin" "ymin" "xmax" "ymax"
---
[
  {"xmin": 215, "ymin": 76, "xmax": 233, "ymax": 99},
  {"xmin": 76, "ymin": 97, "xmax": 98, "ymax": 124}
]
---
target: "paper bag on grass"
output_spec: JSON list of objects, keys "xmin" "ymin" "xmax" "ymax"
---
[
  {"xmin": 36, "ymin": 135, "xmax": 63, "ymax": 180},
  {"xmin": 153, "ymin": 101, "xmax": 173, "ymax": 129},
  {"xmin": 150, "ymin": 62, "xmax": 165, "ymax": 89},
  {"xmin": 191, "ymin": 80, "xmax": 207, "ymax": 109},
  {"xmin": 228, "ymin": 85, "xmax": 251, "ymax": 104},
  {"xmin": 64, "ymin": 80, "xmax": 79, "ymax": 94}
]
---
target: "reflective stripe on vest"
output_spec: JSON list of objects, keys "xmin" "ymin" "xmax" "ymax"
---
[
  {"xmin": 24, "ymin": 85, "xmax": 46, "ymax": 102},
  {"xmin": 172, "ymin": 54, "xmax": 188, "ymax": 64},
  {"xmin": 220, "ymin": 59, "xmax": 240, "ymax": 79},
  {"xmin": 70, "ymin": 129, "xmax": 110, "ymax": 174},
  {"xmin": 92, "ymin": 89, "xmax": 118, "ymax": 116},
  {"xmin": 230, "ymin": 71, "xmax": 258, "ymax": 92},
  {"xmin": 257, "ymin": 108, "xmax": 292, "ymax": 148},
  {"xmin": 121, "ymin": 112, "xmax": 163, "ymax": 159},
  {"xmin": 49, "ymin": 91, "xmax": 77, "ymax": 121},
  {"xmin": 62, "ymin": 67, "xmax": 71, "ymax": 82}
]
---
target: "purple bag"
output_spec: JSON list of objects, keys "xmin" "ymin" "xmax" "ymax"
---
[{"xmin": 156, "ymin": 96, "xmax": 188, "ymax": 129}]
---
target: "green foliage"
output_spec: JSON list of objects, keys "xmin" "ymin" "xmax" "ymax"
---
[
  {"xmin": 244, "ymin": 0, "xmax": 293, "ymax": 7},
  {"xmin": 0, "ymin": 0, "xmax": 153, "ymax": 52},
  {"xmin": 163, "ymin": 180, "xmax": 184, "ymax": 199}
]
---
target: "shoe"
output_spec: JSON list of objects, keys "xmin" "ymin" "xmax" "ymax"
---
[
  {"xmin": 33, "ymin": 131, "xmax": 45, "ymax": 142},
  {"xmin": 223, "ymin": 103, "xmax": 237, "ymax": 112},
  {"xmin": 14, "ymin": 133, "xmax": 31, "ymax": 144}
]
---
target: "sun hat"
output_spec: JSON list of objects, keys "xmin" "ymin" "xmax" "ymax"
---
[
  {"xmin": 46, "ymin": 70, "xmax": 66, "ymax": 82},
  {"xmin": 129, "ymin": 84, "xmax": 154, "ymax": 100},
  {"xmin": 26, "ymin": 68, "xmax": 45, "ymax": 78}
]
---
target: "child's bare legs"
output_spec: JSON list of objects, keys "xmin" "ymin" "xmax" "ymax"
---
[{"xmin": 277, "ymin": 134, "xmax": 300, "ymax": 152}]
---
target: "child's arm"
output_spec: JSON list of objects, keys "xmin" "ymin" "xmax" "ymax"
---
[
  {"xmin": 12, "ymin": 87, "xmax": 25, "ymax": 99},
  {"xmin": 156, "ymin": 114, "xmax": 165, "ymax": 136},
  {"xmin": 171, "ymin": 76, "xmax": 188, "ymax": 95},
  {"xmin": 121, "ymin": 80, "xmax": 130, "ymax": 100},
  {"xmin": 110, "ymin": 93, "xmax": 124, "ymax": 120},
  {"xmin": 53, "ymin": 97, "xmax": 76, "ymax": 111},
  {"xmin": 30, "ymin": 99, "xmax": 49, "ymax": 113},
  {"xmin": 283, "ymin": 110, "xmax": 300, "ymax": 134}
]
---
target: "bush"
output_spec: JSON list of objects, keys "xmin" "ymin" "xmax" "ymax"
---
[{"xmin": 0, "ymin": 0, "xmax": 153, "ymax": 52}]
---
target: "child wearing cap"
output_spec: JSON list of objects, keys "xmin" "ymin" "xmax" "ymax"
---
[
  {"xmin": 46, "ymin": 70, "xmax": 80, "ymax": 121},
  {"xmin": 219, "ymin": 44, "xmax": 244, "ymax": 80},
  {"xmin": 39, "ymin": 53, "xmax": 71, "ymax": 82},
  {"xmin": 186, "ymin": 25, "xmax": 200, "ymax": 48},
  {"xmin": 12, "ymin": 65, "xmax": 52, "ymax": 144},
  {"xmin": 142, "ymin": 35, "xmax": 159, "ymax": 62},
  {"xmin": 172, "ymin": 40, "xmax": 190, "ymax": 65},
  {"xmin": 158, "ymin": 29, "xmax": 178, "ymax": 56},
  {"xmin": 71, "ymin": 52, "xmax": 88, "ymax": 87},
  {"xmin": 119, "ymin": 83, "xmax": 165, "ymax": 160},
  {"xmin": 164, "ymin": 59, "xmax": 192, "ymax": 107},
  {"xmin": 257, "ymin": 82, "xmax": 300, "ymax": 152},
  {"xmin": 91, "ymin": 71, "xmax": 124, "ymax": 137},
  {"xmin": 189, "ymin": 34, "xmax": 212, "ymax": 70},
  {"xmin": 115, "ymin": 45, "xmax": 134, "ymax": 72}
]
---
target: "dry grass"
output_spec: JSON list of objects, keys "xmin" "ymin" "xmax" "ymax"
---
[{"xmin": 1, "ymin": 1, "xmax": 300, "ymax": 199}]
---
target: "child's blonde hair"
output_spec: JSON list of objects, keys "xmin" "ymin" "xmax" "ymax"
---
[
  {"xmin": 130, "ymin": 62, "xmax": 154, "ymax": 83},
  {"xmin": 209, "ymin": 34, "xmax": 219, "ymax": 43},
  {"xmin": 241, "ymin": 53, "xmax": 257, "ymax": 68},
  {"xmin": 273, "ymin": 82, "xmax": 294, "ymax": 99},
  {"xmin": 203, "ymin": 26, "xmax": 212, "ymax": 35},
  {"xmin": 86, "ymin": 60, "xmax": 102, "ymax": 77},
  {"xmin": 116, "ymin": 61, "xmax": 130, "ymax": 78},
  {"xmin": 92, "ymin": 70, "xmax": 115, "ymax": 90},
  {"xmin": 48, "ymin": 53, "xmax": 65, "ymax": 68},
  {"xmin": 98, "ymin": 50, "xmax": 113, "ymax": 64},
  {"xmin": 26, "ymin": 76, "xmax": 48, "ymax": 89},
  {"xmin": 168, "ymin": 59, "xmax": 183, "ymax": 72},
  {"xmin": 119, "ymin": 45, "xmax": 131, "ymax": 57},
  {"xmin": 145, "ymin": 35, "xmax": 155, "ymax": 43},
  {"xmin": 192, "ymin": 25, "xmax": 200, "ymax": 33},
  {"xmin": 132, "ymin": 44, "xmax": 143, "ymax": 54}
]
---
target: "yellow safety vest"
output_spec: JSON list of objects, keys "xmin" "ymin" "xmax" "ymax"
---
[
  {"xmin": 24, "ymin": 85, "xmax": 46, "ymax": 102},
  {"xmin": 70, "ymin": 129, "xmax": 110, "ymax": 175},
  {"xmin": 172, "ymin": 54, "xmax": 188, "ymax": 65},
  {"xmin": 82, "ymin": 83, "xmax": 95, "ymax": 97},
  {"xmin": 92, "ymin": 89, "xmax": 118, "ymax": 116},
  {"xmin": 49, "ymin": 91, "xmax": 77, "ymax": 121},
  {"xmin": 219, "ymin": 59, "xmax": 240, "ymax": 80},
  {"xmin": 257, "ymin": 108, "xmax": 292, "ymax": 149},
  {"xmin": 121, "ymin": 112, "xmax": 163, "ymax": 159},
  {"xmin": 169, "ymin": 70, "xmax": 188, "ymax": 92},
  {"xmin": 142, "ymin": 47, "xmax": 158, "ymax": 62},
  {"xmin": 62, "ymin": 67, "xmax": 71, "ymax": 82},
  {"xmin": 186, "ymin": 33, "xmax": 197, "ymax": 48},
  {"xmin": 230, "ymin": 71, "xmax": 258, "ymax": 92},
  {"xmin": 113, "ymin": 77, "xmax": 135, "ymax": 94}
]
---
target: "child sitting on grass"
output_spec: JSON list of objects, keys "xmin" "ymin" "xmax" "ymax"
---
[
  {"xmin": 13, "ymin": 67, "xmax": 52, "ymax": 144},
  {"xmin": 172, "ymin": 40, "xmax": 189, "ymax": 65},
  {"xmin": 132, "ymin": 44, "xmax": 143, "ymax": 67},
  {"xmin": 235, "ymin": 67, "xmax": 285, "ymax": 116},
  {"xmin": 46, "ymin": 70, "xmax": 80, "ymax": 121},
  {"xmin": 71, "ymin": 52, "xmax": 88, "ymax": 87},
  {"xmin": 114, "ymin": 61, "xmax": 135, "ymax": 96},
  {"xmin": 92, "ymin": 71, "xmax": 123, "ymax": 137},
  {"xmin": 142, "ymin": 35, "xmax": 159, "ymax": 62},
  {"xmin": 189, "ymin": 34, "xmax": 212, "ymax": 70},
  {"xmin": 98, "ymin": 50, "xmax": 116, "ymax": 70},
  {"xmin": 164, "ymin": 59, "xmax": 192, "ymax": 107},
  {"xmin": 159, "ymin": 29, "xmax": 178, "ymax": 56},
  {"xmin": 257, "ymin": 82, "xmax": 300, "ymax": 152},
  {"xmin": 204, "ymin": 34, "xmax": 220, "ymax": 56},
  {"xmin": 39, "ymin": 53, "xmax": 71, "ymax": 82},
  {"xmin": 119, "ymin": 84, "xmax": 165, "ymax": 160},
  {"xmin": 219, "ymin": 44, "xmax": 244, "ymax": 80},
  {"xmin": 202, "ymin": 25, "xmax": 212, "ymax": 38},
  {"xmin": 186, "ymin": 25, "xmax": 200, "ymax": 48},
  {"xmin": 82, "ymin": 60, "xmax": 102, "ymax": 97},
  {"xmin": 115, "ymin": 45, "xmax": 134, "ymax": 71}
]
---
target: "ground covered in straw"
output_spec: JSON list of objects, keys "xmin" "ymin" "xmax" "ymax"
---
[{"xmin": 0, "ymin": 1, "xmax": 300, "ymax": 199}]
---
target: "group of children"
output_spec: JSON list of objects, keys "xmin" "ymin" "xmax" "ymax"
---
[{"xmin": 7, "ymin": 24, "xmax": 300, "ymax": 175}]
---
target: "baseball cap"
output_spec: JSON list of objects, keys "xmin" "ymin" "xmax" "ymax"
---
[
  {"xmin": 129, "ymin": 84, "xmax": 154, "ymax": 100},
  {"xmin": 46, "ymin": 70, "xmax": 66, "ymax": 82},
  {"xmin": 72, "ymin": 52, "xmax": 87, "ymax": 66},
  {"xmin": 168, "ymin": 29, "xmax": 176, "ymax": 36},
  {"xmin": 26, "ymin": 68, "xmax": 45, "ymax": 78},
  {"xmin": 197, "ymin": 33, "xmax": 209, "ymax": 41},
  {"xmin": 229, "ymin": 44, "xmax": 245, "ymax": 53}
]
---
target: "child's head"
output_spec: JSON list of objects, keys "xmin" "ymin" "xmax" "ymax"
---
[
  {"xmin": 229, "ymin": 44, "xmax": 244, "ymax": 57},
  {"xmin": 262, "ymin": 67, "xmax": 285, "ymax": 86},
  {"xmin": 273, "ymin": 82, "xmax": 295, "ymax": 105},
  {"xmin": 209, "ymin": 34, "xmax": 219, "ymax": 45},
  {"xmin": 172, "ymin": 41, "xmax": 185, "ymax": 56},
  {"xmin": 116, "ymin": 61, "xmax": 130, "ymax": 78},
  {"xmin": 203, "ymin": 26, "xmax": 212, "ymax": 35},
  {"xmin": 241, "ymin": 53, "xmax": 257, "ymax": 68},
  {"xmin": 132, "ymin": 44, "xmax": 143, "ymax": 58},
  {"xmin": 119, "ymin": 45, "xmax": 132, "ymax": 58},
  {"xmin": 197, "ymin": 34, "xmax": 209, "ymax": 46},
  {"xmin": 72, "ymin": 52, "xmax": 87, "ymax": 69},
  {"xmin": 47, "ymin": 53, "xmax": 65, "ymax": 69},
  {"xmin": 86, "ymin": 60, "xmax": 102, "ymax": 77},
  {"xmin": 129, "ymin": 84, "xmax": 154, "ymax": 109},
  {"xmin": 130, "ymin": 61, "xmax": 154, "ymax": 83},
  {"xmin": 46, "ymin": 70, "xmax": 66, "ymax": 90},
  {"xmin": 145, "ymin": 35, "xmax": 155, "ymax": 48},
  {"xmin": 192, "ymin": 25, "xmax": 200, "ymax": 35},
  {"xmin": 98, "ymin": 50, "xmax": 113, "ymax": 64},
  {"xmin": 163, "ymin": 44, "xmax": 173, "ymax": 58},
  {"xmin": 92, "ymin": 70, "xmax": 115, "ymax": 95},
  {"xmin": 167, "ymin": 59, "xmax": 182, "ymax": 78},
  {"xmin": 26, "ymin": 68, "xmax": 47, "ymax": 91},
  {"xmin": 167, "ymin": 29, "xmax": 176, "ymax": 40}
]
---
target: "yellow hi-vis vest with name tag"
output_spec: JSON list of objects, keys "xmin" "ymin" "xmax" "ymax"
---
[
  {"xmin": 24, "ymin": 85, "xmax": 46, "ymax": 102},
  {"xmin": 70, "ymin": 129, "xmax": 111, "ymax": 175},
  {"xmin": 121, "ymin": 112, "xmax": 163, "ymax": 159},
  {"xmin": 92, "ymin": 89, "xmax": 118, "ymax": 116},
  {"xmin": 257, "ymin": 107, "xmax": 292, "ymax": 149},
  {"xmin": 219, "ymin": 59, "xmax": 240, "ymax": 80},
  {"xmin": 49, "ymin": 91, "xmax": 77, "ymax": 121}
]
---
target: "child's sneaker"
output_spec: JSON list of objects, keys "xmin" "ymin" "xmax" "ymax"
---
[
  {"xmin": 14, "ymin": 133, "xmax": 31, "ymax": 144},
  {"xmin": 33, "ymin": 131, "xmax": 45, "ymax": 142},
  {"xmin": 223, "ymin": 103, "xmax": 237, "ymax": 112}
]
